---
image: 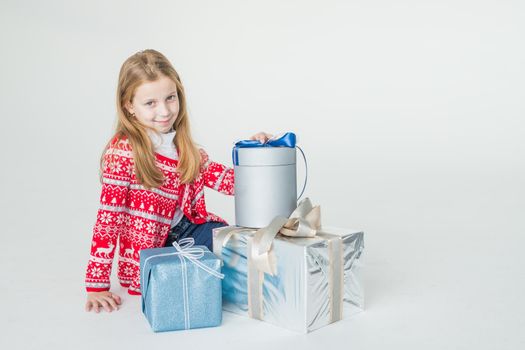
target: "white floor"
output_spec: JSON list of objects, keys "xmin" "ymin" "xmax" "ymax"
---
[{"xmin": 2, "ymin": 187, "xmax": 524, "ymax": 350}]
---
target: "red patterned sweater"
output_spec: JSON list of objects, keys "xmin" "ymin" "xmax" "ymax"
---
[{"xmin": 85, "ymin": 136, "xmax": 234, "ymax": 295}]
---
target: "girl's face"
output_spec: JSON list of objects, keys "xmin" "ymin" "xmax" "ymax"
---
[{"xmin": 125, "ymin": 76, "xmax": 180, "ymax": 133}]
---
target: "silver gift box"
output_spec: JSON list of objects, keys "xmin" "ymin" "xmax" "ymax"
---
[
  {"xmin": 212, "ymin": 225, "xmax": 365, "ymax": 333},
  {"xmin": 234, "ymin": 147, "xmax": 298, "ymax": 228}
]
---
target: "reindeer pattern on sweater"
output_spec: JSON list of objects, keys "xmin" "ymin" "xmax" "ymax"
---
[{"xmin": 85, "ymin": 136, "xmax": 234, "ymax": 295}]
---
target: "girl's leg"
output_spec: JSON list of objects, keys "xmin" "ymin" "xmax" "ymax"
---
[
  {"xmin": 164, "ymin": 216, "xmax": 227, "ymax": 251},
  {"xmin": 185, "ymin": 221, "xmax": 227, "ymax": 251}
]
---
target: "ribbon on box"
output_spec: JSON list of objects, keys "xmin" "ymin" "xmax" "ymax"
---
[
  {"xmin": 232, "ymin": 132, "xmax": 296, "ymax": 166},
  {"xmin": 213, "ymin": 198, "xmax": 344, "ymax": 323},
  {"xmin": 142, "ymin": 238, "xmax": 225, "ymax": 330},
  {"xmin": 231, "ymin": 131, "xmax": 308, "ymax": 200}
]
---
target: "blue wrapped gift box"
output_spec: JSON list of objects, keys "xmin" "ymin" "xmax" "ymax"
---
[{"xmin": 139, "ymin": 238, "xmax": 224, "ymax": 332}]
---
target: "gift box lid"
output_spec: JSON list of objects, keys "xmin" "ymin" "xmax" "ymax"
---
[
  {"xmin": 139, "ymin": 245, "xmax": 221, "ymax": 297},
  {"xmin": 235, "ymin": 147, "xmax": 296, "ymax": 167}
]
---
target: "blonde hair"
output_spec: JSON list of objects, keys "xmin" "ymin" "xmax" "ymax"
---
[{"xmin": 102, "ymin": 49, "xmax": 201, "ymax": 188}]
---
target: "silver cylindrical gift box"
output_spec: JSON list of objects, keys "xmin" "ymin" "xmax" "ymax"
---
[{"xmin": 234, "ymin": 147, "xmax": 297, "ymax": 228}]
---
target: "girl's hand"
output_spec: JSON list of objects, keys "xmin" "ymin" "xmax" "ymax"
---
[
  {"xmin": 249, "ymin": 132, "xmax": 273, "ymax": 144},
  {"xmin": 85, "ymin": 291, "xmax": 122, "ymax": 313}
]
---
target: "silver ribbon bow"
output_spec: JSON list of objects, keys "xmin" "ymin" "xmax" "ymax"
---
[
  {"xmin": 214, "ymin": 197, "xmax": 321, "ymax": 275},
  {"xmin": 249, "ymin": 197, "xmax": 321, "ymax": 275}
]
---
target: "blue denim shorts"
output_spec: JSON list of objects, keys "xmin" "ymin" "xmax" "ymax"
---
[{"xmin": 164, "ymin": 215, "xmax": 227, "ymax": 252}]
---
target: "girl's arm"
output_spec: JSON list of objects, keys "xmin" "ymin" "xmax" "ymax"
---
[
  {"xmin": 85, "ymin": 138, "xmax": 132, "ymax": 293},
  {"xmin": 199, "ymin": 148, "xmax": 234, "ymax": 196},
  {"xmin": 197, "ymin": 133, "xmax": 272, "ymax": 196}
]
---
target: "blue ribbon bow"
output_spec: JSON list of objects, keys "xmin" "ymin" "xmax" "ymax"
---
[{"xmin": 232, "ymin": 132, "xmax": 296, "ymax": 166}]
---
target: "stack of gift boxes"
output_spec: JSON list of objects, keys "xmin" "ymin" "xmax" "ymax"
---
[{"xmin": 139, "ymin": 133, "xmax": 365, "ymax": 333}]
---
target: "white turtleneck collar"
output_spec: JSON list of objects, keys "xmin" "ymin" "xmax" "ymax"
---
[{"xmin": 147, "ymin": 129, "xmax": 178, "ymax": 160}]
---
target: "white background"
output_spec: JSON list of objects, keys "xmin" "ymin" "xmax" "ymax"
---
[{"xmin": 0, "ymin": 0, "xmax": 523, "ymax": 349}]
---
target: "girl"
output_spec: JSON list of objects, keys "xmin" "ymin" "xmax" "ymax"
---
[{"xmin": 84, "ymin": 49, "xmax": 272, "ymax": 313}]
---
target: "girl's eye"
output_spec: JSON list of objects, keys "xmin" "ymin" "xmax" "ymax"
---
[
  {"xmin": 167, "ymin": 95, "xmax": 177, "ymax": 101},
  {"xmin": 145, "ymin": 101, "xmax": 154, "ymax": 106}
]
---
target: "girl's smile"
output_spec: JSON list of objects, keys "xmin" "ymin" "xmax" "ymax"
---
[{"xmin": 154, "ymin": 116, "xmax": 174, "ymax": 126}]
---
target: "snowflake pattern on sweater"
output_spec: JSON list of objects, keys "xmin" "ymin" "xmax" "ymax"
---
[{"xmin": 85, "ymin": 136, "xmax": 234, "ymax": 295}]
